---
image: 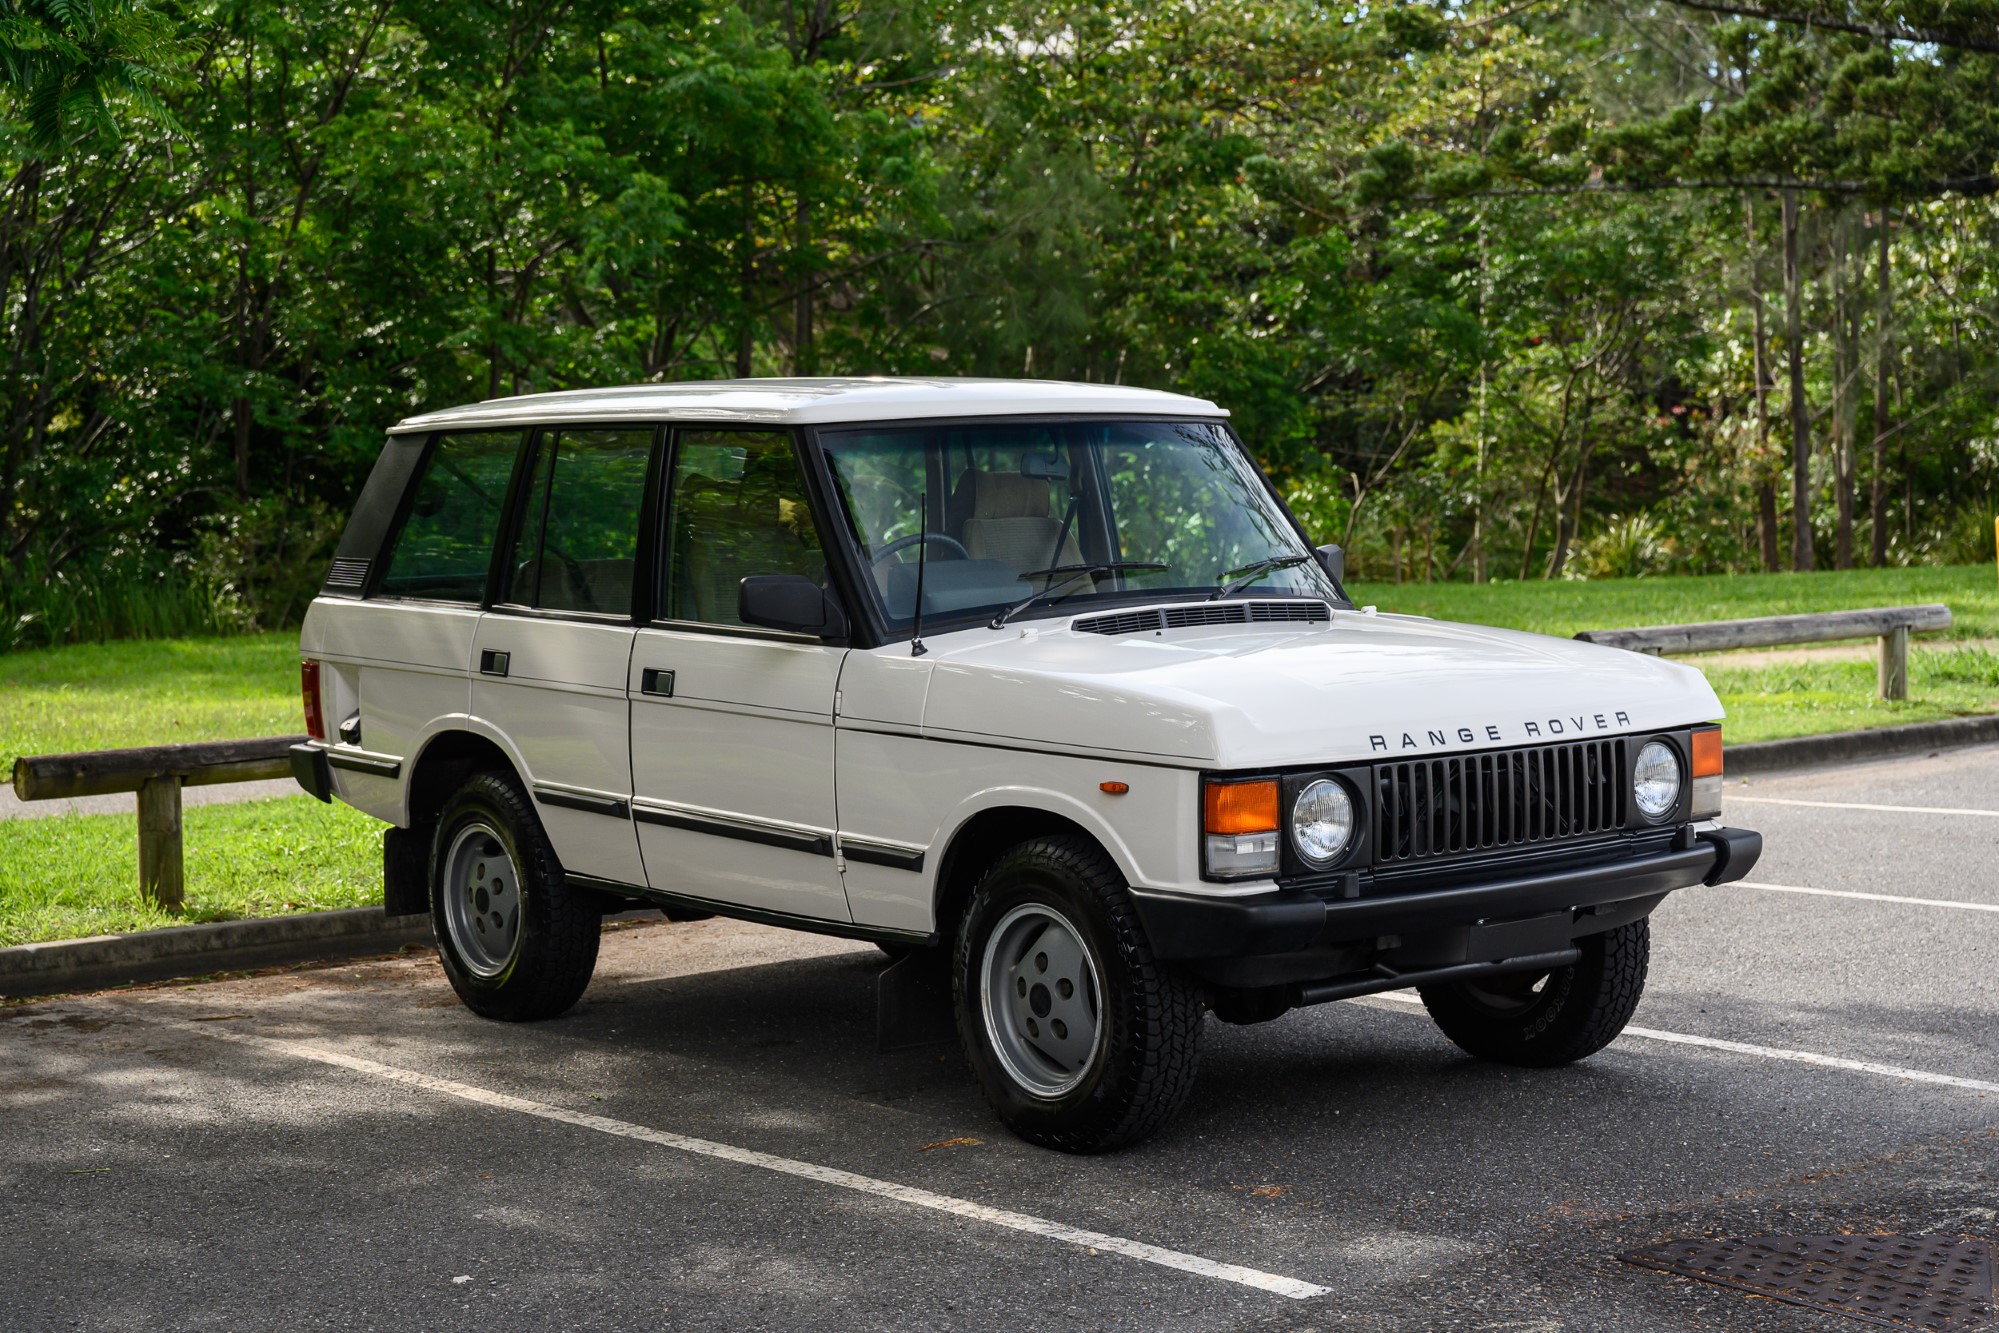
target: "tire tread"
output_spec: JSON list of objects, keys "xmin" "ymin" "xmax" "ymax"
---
[{"xmin": 955, "ymin": 834, "xmax": 1203, "ymax": 1153}]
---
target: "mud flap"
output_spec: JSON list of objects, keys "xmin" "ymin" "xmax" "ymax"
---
[
  {"xmin": 876, "ymin": 948, "xmax": 956, "ymax": 1052},
  {"xmin": 383, "ymin": 825, "xmax": 430, "ymax": 918}
]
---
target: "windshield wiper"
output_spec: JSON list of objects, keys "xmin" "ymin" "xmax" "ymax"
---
[
  {"xmin": 989, "ymin": 561, "xmax": 1169, "ymax": 630},
  {"xmin": 1210, "ymin": 554, "xmax": 1311, "ymax": 601}
]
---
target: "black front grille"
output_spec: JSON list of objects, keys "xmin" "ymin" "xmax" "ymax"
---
[{"xmin": 1373, "ymin": 738, "xmax": 1627, "ymax": 866}]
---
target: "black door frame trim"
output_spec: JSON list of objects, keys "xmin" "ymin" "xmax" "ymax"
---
[
  {"xmin": 840, "ymin": 840, "xmax": 926, "ymax": 873},
  {"xmin": 632, "ymin": 805, "xmax": 834, "ymax": 857},
  {"xmin": 534, "ymin": 787, "xmax": 632, "ymax": 820}
]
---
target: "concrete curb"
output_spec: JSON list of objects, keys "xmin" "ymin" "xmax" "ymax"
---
[
  {"xmin": 0, "ymin": 907, "xmax": 434, "ymax": 999},
  {"xmin": 1728, "ymin": 712, "xmax": 1999, "ymax": 777}
]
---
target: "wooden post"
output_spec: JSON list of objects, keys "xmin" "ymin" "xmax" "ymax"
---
[
  {"xmin": 137, "ymin": 775, "xmax": 185, "ymax": 911},
  {"xmin": 1878, "ymin": 625, "xmax": 1909, "ymax": 702}
]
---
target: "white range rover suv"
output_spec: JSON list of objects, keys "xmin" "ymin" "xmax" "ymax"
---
[{"xmin": 293, "ymin": 377, "xmax": 1761, "ymax": 1152}]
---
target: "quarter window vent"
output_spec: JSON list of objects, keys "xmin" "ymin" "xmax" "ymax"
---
[
  {"xmin": 1072, "ymin": 601, "xmax": 1330, "ymax": 636},
  {"xmin": 324, "ymin": 557, "xmax": 370, "ymax": 593}
]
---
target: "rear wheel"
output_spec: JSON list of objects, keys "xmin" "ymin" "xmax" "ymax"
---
[
  {"xmin": 953, "ymin": 835, "xmax": 1202, "ymax": 1153},
  {"xmin": 431, "ymin": 771, "xmax": 602, "ymax": 1021},
  {"xmin": 1418, "ymin": 918, "xmax": 1649, "ymax": 1067}
]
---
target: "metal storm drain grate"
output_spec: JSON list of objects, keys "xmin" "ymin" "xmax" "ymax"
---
[{"xmin": 1624, "ymin": 1234, "xmax": 1993, "ymax": 1330}]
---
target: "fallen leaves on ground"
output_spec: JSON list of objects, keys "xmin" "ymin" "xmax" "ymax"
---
[{"xmin": 917, "ymin": 1136, "xmax": 984, "ymax": 1152}]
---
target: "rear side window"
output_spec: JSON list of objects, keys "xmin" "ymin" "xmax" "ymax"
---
[
  {"xmin": 504, "ymin": 427, "xmax": 652, "ymax": 617},
  {"xmin": 378, "ymin": 431, "xmax": 522, "ymax": 602}
]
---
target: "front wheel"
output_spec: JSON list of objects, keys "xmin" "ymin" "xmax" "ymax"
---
[
  {"xmin": 1418, "ymin": 918, "xmax": 1650, "ymax": 1067},
  {"xmin": 953, "ymin": 836, "xmax": 1203, "ymax": 1153},
  {"xmin": 431, "ymin": 771, "xmax": 602, "ymax": 1022}
]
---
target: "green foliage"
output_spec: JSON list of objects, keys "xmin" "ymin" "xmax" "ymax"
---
[{"xmin": 0, "ymin": 0, "xmax": 1996, "ymax": 645}]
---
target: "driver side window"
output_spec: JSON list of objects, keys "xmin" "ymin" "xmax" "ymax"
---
[{"xmin": 662, "ymin": 430, "xmax": 827, "ymax": 627}]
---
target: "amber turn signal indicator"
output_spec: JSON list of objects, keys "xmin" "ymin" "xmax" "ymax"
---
[
  {"xmin": 1204, "ymin": 778, "xmax": 1279, "ymax": 834},
  {"xmin": 1691, "ymin": 726, "xmax": 1723, "ymax": 778},
  {"xmin": 1099, "ymin": 781, "xmax": 1129, "ymax": 795}
]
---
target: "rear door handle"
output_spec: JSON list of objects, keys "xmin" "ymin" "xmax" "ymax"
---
[
  {"xmin": 479, "ymin": 649, "xmax": 510, "ymax": 677},
  {"xmin": 640, "ymin": 668, "xmax": 674, "ymax": 697}
]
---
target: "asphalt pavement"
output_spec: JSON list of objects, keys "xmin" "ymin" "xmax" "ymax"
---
[{"xmin": 3, "ymin": 743, "xmax": 1996, "ymax": 1331}]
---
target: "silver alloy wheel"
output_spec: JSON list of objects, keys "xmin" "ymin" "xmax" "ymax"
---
[
  {"xmin": 980, "ymin": 903, "xmax": 1104, "ymax": 1098},
  {"xmin": 442, "ymin": 821, "xmax": 523, "ymax": 979}
]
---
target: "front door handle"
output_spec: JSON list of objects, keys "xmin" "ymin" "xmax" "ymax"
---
[
  {"xmin": 479, "ymin": 649, "xmax": 510, "ymax": 677},
  {"xmin": 640, "ymin": 667, "xmax": 674, "ymax": 697}
]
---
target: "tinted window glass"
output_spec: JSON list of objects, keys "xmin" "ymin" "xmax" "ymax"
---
[
  {"xmin": 378, "ymin": 431, "xmax": 522, "ymax": 602},
  {"xmin": 505, "ymin": 428, "xmax": 651, "ymax": 616},
  {"xmin": 663, "ymin": 430, "xmax": 826, "ymax": 626}
]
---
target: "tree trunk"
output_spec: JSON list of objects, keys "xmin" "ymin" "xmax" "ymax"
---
[
  {"xmin": 1830, "ymin": 209, "xmax": 1856, "ymax": 570},
  {"xmin": 1757, "ymin": 482, "xmax": 1780, "ymax": 569},
  {"xmin": 1746, "ymin": 198, "xmax": 1780, "ymax": 573},
  {"xmin": 736, "ymin": 187, "xmax": 756, "ymax": 378},
  {"xmin": 792, "ymin": 194, "xmax": 814, "ymax": 376},
  {"xmin": 232, "ymin": 397, "xmax": 253, "ymax": 498},
  {"xmin": 1870, "ymin": 212, "xmax": 1893, "ymax": 567},
  {"xmin": 1782, "ymin": 189, "xmax": 1815, "ymax": 571}
]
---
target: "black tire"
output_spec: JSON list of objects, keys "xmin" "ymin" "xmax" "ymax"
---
[
  {"xmin": 1418, "ymin": 918, "xmax": 1650, "ymax": 1067},
  {"xmin": 430, "ymin": 771, "xmax": 602, "ymax": 1022},
  {"xmin": 953, "ymin": 835, "xmax": 1203, "ymax": 1153}
]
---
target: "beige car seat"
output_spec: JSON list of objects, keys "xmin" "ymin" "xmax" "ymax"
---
[{"xmin": 960, "ymin": 470, "xmax": 1083, "ymax": 577}]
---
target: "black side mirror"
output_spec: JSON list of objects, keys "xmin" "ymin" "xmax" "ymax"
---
[
  {"xmin": 739, "ymin": 575, "xmax": 848, "ymax": 639},
  {"xmin": 1316, "ymin": 544, "xmax": 1346, "ymax": 584}
]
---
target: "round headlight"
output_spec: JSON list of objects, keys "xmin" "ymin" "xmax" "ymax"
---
[
  {"xmin": 1292, "ymin": 779, "xmax": 1355, "ymax": 865},
  {"xmin": 1633, "ymin": 740, "xmax": 1682, "ymax": 821}
]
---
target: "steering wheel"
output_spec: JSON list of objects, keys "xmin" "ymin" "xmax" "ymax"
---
[{"xmin": 871, "ymin": 532, "xmax": 969, "ymax": 566}]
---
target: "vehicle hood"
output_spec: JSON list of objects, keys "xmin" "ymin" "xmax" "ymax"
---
[{"xmin": 915, "ymin": 607, "xmax": 1723, "ymax": 766}]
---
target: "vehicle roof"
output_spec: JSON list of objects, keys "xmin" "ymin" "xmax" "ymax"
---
[{"xmin": 388, "ymin": 377, "xmax": 1228, "ymax": 434}]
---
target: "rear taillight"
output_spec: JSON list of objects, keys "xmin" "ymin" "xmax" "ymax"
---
[{"xmin": 302, "ymin": 660, "xmax": 326, "ymax": 740}]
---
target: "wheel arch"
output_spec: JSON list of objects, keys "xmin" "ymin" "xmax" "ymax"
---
[
  {"xmin": 930, "ymin": 803, "xmax": 1121, "ymax": 943},
  {"xmin": 406, "ymin": 728, "xmax": 519, "ymax": 829}
]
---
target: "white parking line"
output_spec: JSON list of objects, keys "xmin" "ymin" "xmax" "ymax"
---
[
  {"xmin": 1729, "ymin": 795, "xmax": 1999, "ymax": 818},
  {"xmin": 1738, "ymin": 880, "xmax": 1999, "ymax": 914},
  {"xmin": 178, "ymin": 1021, "xmax": 1331, "ymax": 1301},
  {"xmin": 1362, "ymin": 993, "xmax": 1999, "ymax": 1095}
]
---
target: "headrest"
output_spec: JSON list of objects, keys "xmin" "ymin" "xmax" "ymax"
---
[{"xmin": 971, "ymin": 470, "xmax": 1051, "ymax": 520}]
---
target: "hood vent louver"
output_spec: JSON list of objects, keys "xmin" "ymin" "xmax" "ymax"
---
[{"xmin": 1072, "ymin": 601, "xmax": 1330, "ymax": 636}]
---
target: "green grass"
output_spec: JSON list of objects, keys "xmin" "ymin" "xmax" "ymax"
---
[
  {"xmin": 1347, "ymin": 564, "xmax": 1999, "ymax": 641},
  {"xmin": 0, "ymin": 631, "xmax": 303, "ymax": 767},
  {"xmin": 0, "ymin": 796, "xmax": 383, "ymax": 947},
  {"xmin": 1351, "ymin": 564, "xmax": 1999, "ymax": 744},
  {"xmin": 1701, "ymin": 647, "xmax": 1999, "ymax": 743}
]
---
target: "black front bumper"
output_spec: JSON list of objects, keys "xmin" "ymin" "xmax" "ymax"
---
[{"xmin": 1130, "ymin": 826, "xmax": 1761, "ymax": 986}]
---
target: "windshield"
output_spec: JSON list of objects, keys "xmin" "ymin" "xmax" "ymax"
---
[{"xmin": 818, "ymin": 418, "xmax": 1339, "ymax": 632}]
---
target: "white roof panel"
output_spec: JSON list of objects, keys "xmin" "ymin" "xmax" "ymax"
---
[{"xmin": 389, "ymin": 377, "xmax": 1227, "ymax": 434}]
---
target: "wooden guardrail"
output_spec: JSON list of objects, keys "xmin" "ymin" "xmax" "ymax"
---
[
  {"xmin": 10, "ymin": 736, "xmax": 305, "ymax": 910},
  {"xmin": 1574, "ymin": 604, "xmax": 1953, "ymax": 701}
]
